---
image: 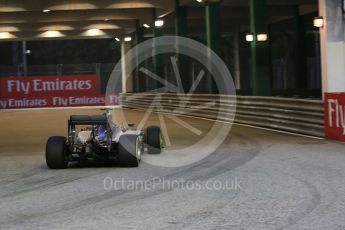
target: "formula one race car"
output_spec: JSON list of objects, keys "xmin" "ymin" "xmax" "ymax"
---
[{"xmin": 45, "ymin": 110, "xmax": 162, "ymax": 169}]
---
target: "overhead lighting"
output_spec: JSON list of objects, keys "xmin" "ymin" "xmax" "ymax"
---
[
  {"xmin": 25, "ymin": 50, "xmax": 31, "ymax": 54},
  {"xmin": 40, "ymin": 25, "xmax": 73, "ymax": 31},
  {"xmin": 42, "ymin": 9, "xmax": 51, "ymax": 13},
  {"xmin": 143, "ymin": 24, "xmax": 150, "ymax": 28},
  {"xmin": 245, "ymin": 33, "xmax": 254, "ymax": 42},
  {"xmin": 83, "ymin": 29, "xmax": 105, "ymax": 36},
  {"xmin": 154, "ymin": 19, "xmax": 164, "ymax": 28},
  {"xmin": 313, "ymin": 16, "xmax": 324, "ymax": 28},
  {"xmin": 104, "ymin": 18, "xmax": 109, "ymax": 22},
  {"xmin": 124, "ymin": 36, "xmax": 132, "ymax": 42},
  {"xmin": 115, "ymin": 37, "xmax": 120, "ymax": 42},
  {"xmin": 196, "ymin": 0, "xmax": 203, "ymax": 2},
  {"xmin": 0, "ymin": 26, "xmax": 19, "ymax": 32},
  {"xmin": 39, "ymin": 30, "xmax": 64, "ymax": 38},
  {"xmin": 257, "ymin": 33, "xmax": 268, "ymax": 42},
  {"xmin": 0, "ymin": 32, "xmax": 15, "ymax": 39}
]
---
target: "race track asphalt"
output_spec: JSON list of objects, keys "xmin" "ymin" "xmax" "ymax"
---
[{"xmin": 0, "ymin": 108, "xmax": 345, "ymax": 230}]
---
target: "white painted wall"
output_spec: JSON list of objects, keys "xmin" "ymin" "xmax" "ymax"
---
[
  {"xmin": 121, "ymin": 41, "xmax": 133, "ymax": 93},
  {"xmin": 319, "ymin": 0, "xmax": 345, "ymax": 98}
]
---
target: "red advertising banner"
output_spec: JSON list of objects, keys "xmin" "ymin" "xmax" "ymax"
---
[
  {"xmin": 0, "ymin": 75, "xmax": 120, "ymax": 109},
  {"xmin": 0, "ymin": 94, "xmax": 119, "ymax": 109},
  {"xmin": 325, "ymin": 93, "xmax": 345, "ymax": 141},
  {"xmin": 0, "ymin": 75, "xmax": 99, "ymax": 97}
]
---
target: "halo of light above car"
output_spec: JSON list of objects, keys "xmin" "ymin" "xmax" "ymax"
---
[
  {"xmin": 257, "ymin": 33, "xmax": 268, "ymax": 42},
  {"xmin": 313, "ymin": 16, "xmax": 324, "ymax": 28},
  {"xmin": 154, "ymin": 19, "xmax": 164, "ymax": 28},
  {"xmin": 124, "ymin": 36, "xmax": 132, "ymax": 42},
  {"xmin": 246, "ymin": 33, "xmax": 254, "ymax": 42}
]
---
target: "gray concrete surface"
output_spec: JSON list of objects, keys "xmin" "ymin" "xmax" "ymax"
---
[{"xmin": 0, "ymin": 108, "xmax": 345, "ymax": 229}]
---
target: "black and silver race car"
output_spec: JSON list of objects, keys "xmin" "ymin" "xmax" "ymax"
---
[{"xmin": 45, "ymin": 110, "xmax": 162, "ymax": 169}]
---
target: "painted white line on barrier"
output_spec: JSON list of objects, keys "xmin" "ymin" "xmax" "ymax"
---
[
  {"xmin": 123, "ymin": 107, "xmax": 325, "ymax": 140},
  {"xmin": 233, "ymin": 123, "xmax": 324, "ymax": 140}
]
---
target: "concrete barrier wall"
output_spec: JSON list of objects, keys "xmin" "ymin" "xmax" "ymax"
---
[{"xmin": 120, "ymin": 93, "xmax": 325, "ymax": 138}]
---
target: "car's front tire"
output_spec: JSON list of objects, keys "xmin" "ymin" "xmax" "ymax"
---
[
  {"xmin": 46, "ymin": 136, "xmax": 69, "ymax": 169},
  {"xmin": 118, "ymin": 135, "xmax": 140, "ymax": 167}
]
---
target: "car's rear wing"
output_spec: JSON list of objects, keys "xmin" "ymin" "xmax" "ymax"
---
[{"xmin": 69, "ymin": 115, "xmax": 108, "ymax": 125}]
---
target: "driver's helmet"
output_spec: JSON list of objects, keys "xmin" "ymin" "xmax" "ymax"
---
[{"xmin": 95, "ymin": 125, "xmax": 107, "ymax": 142}]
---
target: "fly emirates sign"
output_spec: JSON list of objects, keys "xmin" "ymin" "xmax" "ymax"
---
[
  {"xmin": 325, "ymin": 93, "xmax": 345, "ymax": 141},
  {"xmin": 1, "ymin": 75, "xmax": 97, "ymax": 97},
  {"xmin": 7, "ymin": 78, "xmax": 92, "ymax": 95},
  {"xmin": 0, "ymin": 75, "xmax": 119, "ymax": 109}
]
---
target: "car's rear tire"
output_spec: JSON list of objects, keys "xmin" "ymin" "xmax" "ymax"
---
[
  {"xmin": 118, "ymin": 135, "xmax": 140, "ymax": 167},
  {"xmin": 46, "ymin": 136, "xmax": 68, "ymax": 169},
  {"xmin": 146, "ymin": 126, "xmax": 162, "ymax": 154}
]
